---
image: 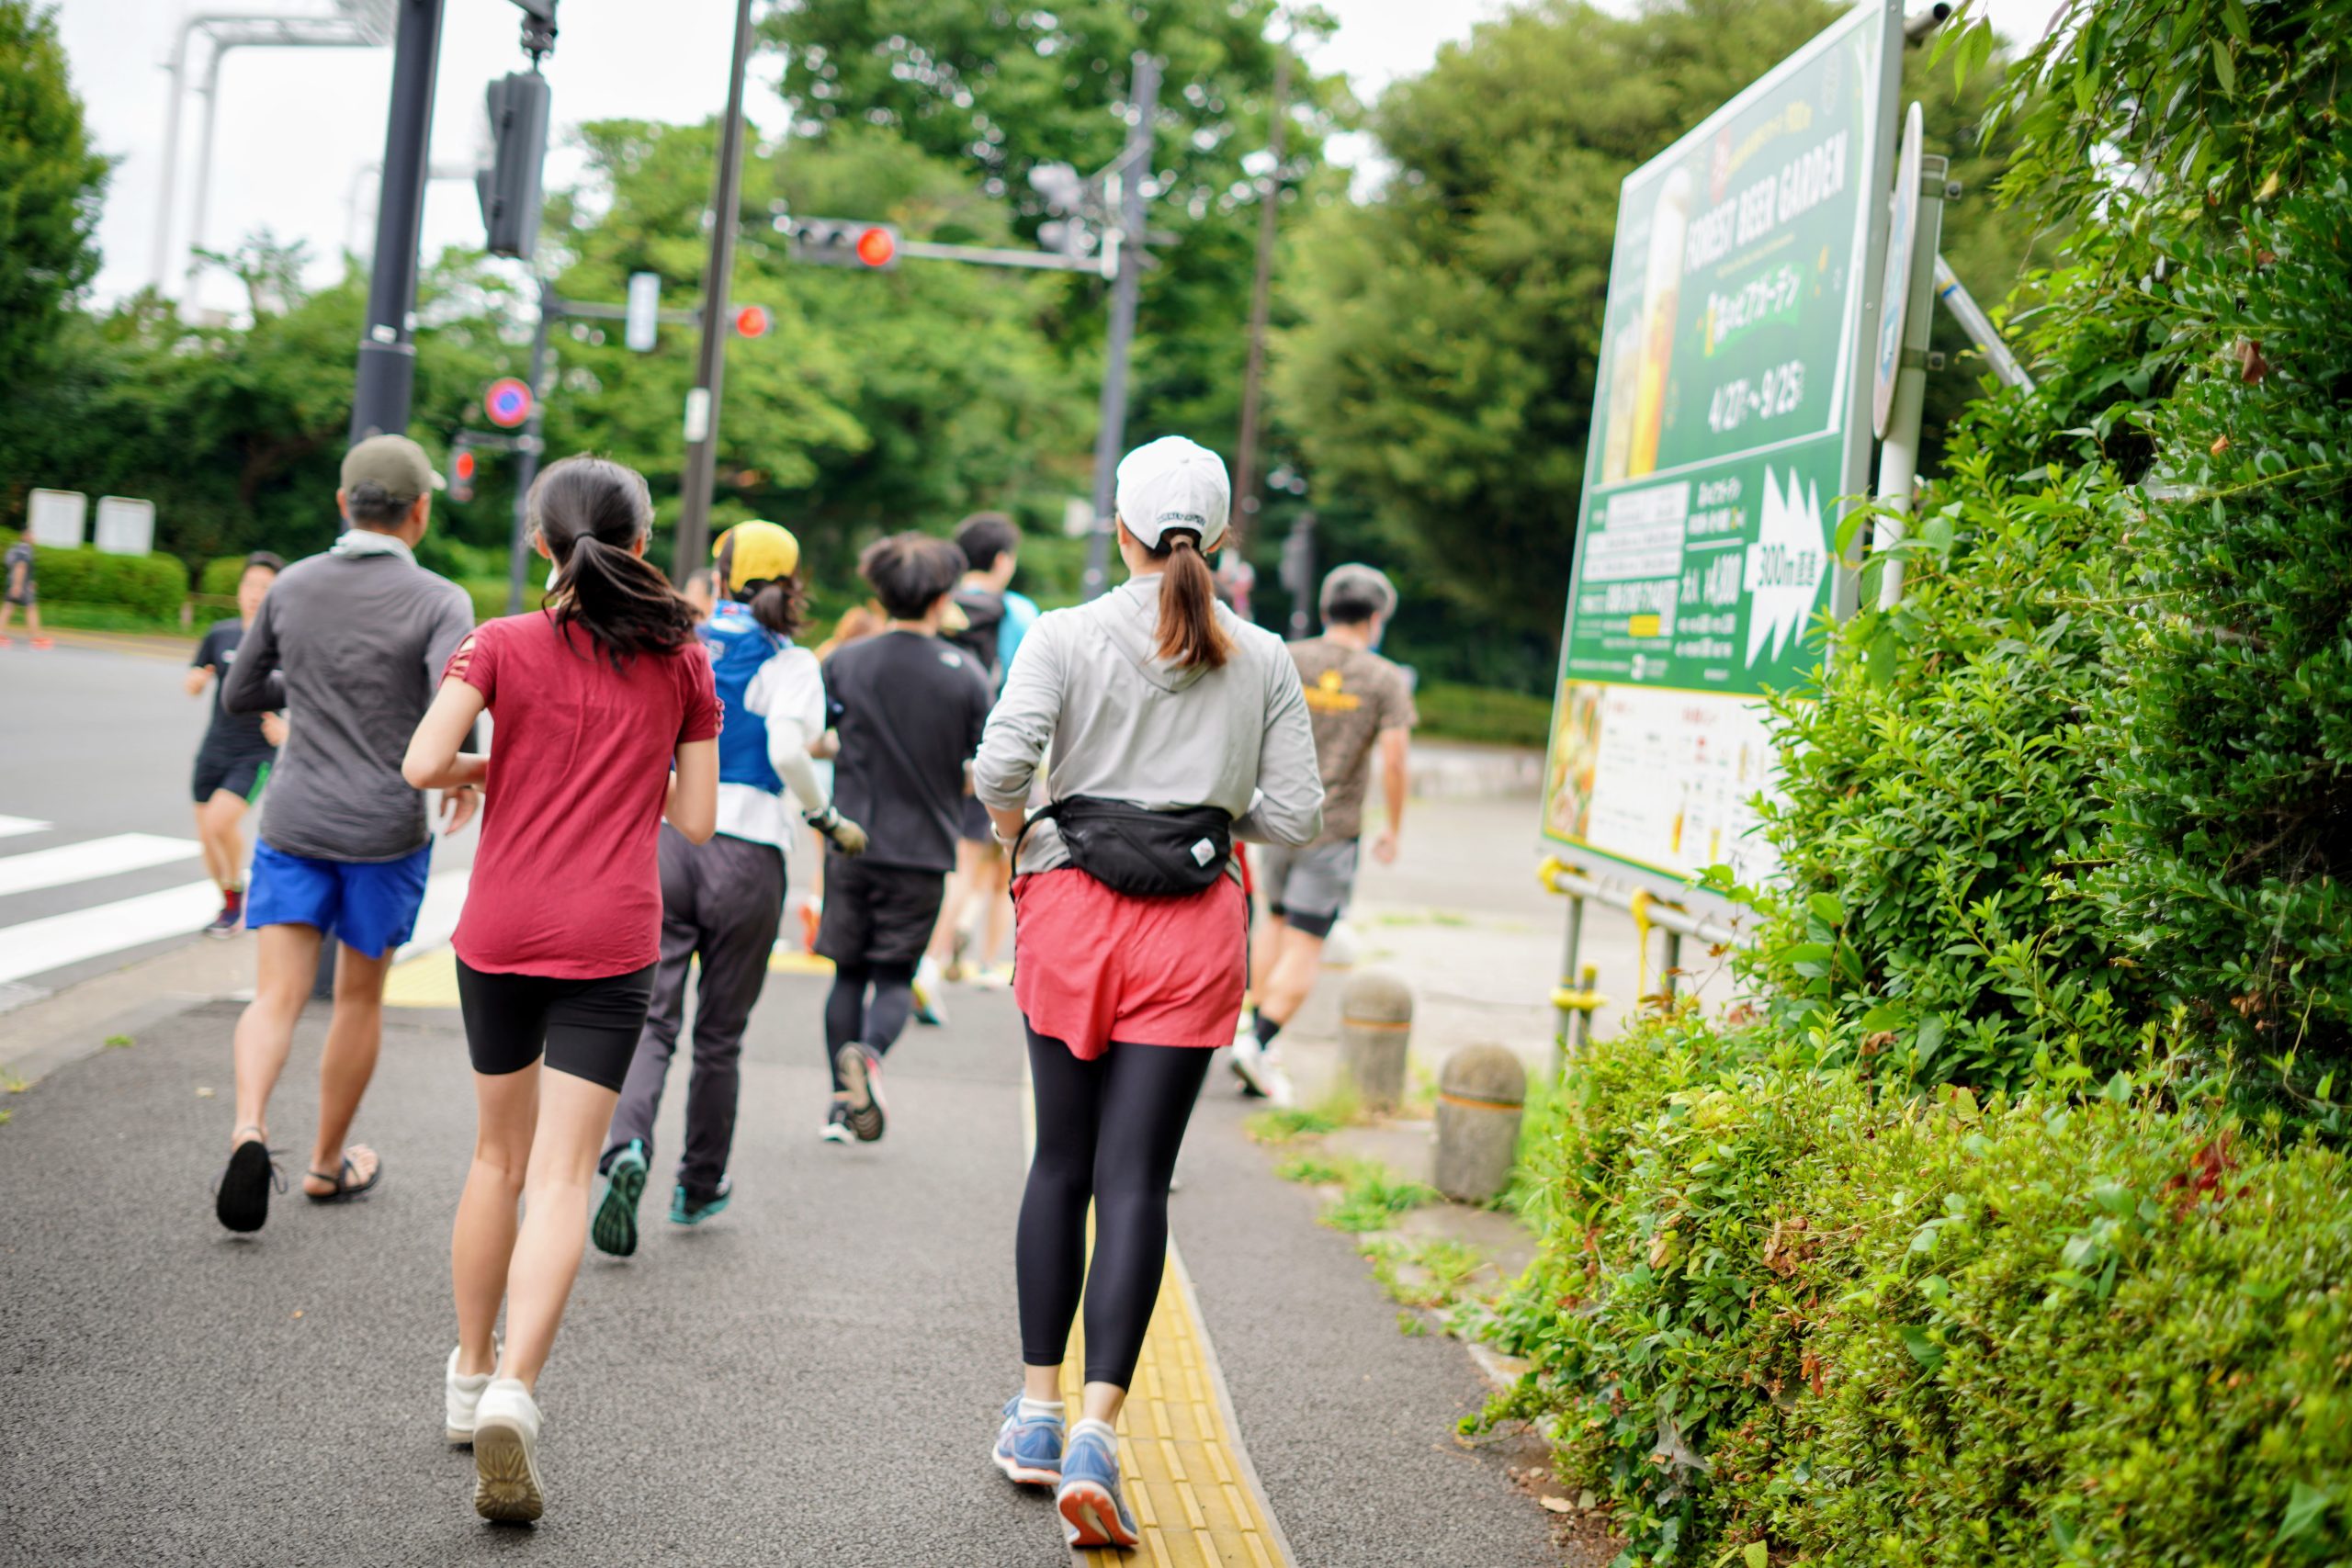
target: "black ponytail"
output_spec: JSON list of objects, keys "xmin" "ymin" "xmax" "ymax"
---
[
  {"xmin": 529, "ymin": 455, "xmax": 699, "ymax": 669},
  {"xmin": 742, "ymin": 575, "xmax": 807, "ymax": 640},
  {"xmin": 1150, "ymin": 531, "xmax": 1232, "ymax": 670}
]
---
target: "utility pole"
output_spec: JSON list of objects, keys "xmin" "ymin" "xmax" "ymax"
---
[
  {"xmin": 1081, "ymin": 51, "xmax": 1163, "ymax": 601},
  {"xmin": 673, "ymin": 0, "xmax": 758, "ymax": 581},
  {"xmin": 1231, "ymin": 42, "xmax": 1291, "ymax": 540},
  {"xmin": 349, "ymin": 0, "xmax": 447, "ymax": 443},
  {"xmin": 505, "ymin": 278, "xmax": 554, "ymax": 611}
]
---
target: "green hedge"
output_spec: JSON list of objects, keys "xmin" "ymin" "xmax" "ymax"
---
[
  {"xmin": 1414, "ymin": 680, "xmax": 1552, "ymax": 750},
  {"xmin": 1481, "ymin": 1017, "xmax": 2352, "ymax": 1565},
  {"xmin": 25, "ymin": 543, "xmax": 188, "ymax": 619}
]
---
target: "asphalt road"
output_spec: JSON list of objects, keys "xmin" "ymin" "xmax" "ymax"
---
[{"xmin": 0, "ymin": 975, "xmax": 1559, "ymax": 1567}]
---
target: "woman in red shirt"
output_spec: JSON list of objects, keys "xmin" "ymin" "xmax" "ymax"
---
[{"xmin": 402, "ymin": 455, "xmax": 719, "ymax": 1524}]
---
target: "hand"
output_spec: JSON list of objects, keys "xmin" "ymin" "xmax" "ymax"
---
[
  {"xmin": 183, "ymin": 667, "xmax": 210, "ymax": 698},
  {"xmin": 260, "ymin": 712, "xmax": 288, "ymax": 748},
  {"xmin": 1372, "ymin": 829, "xmax": 1400, "ymax": 864},
  {"xmin": 807, "ymin": 806, "xmax": 868, "ymax": 857},
  {"xmin": 440, "ymin": 784, "xmax": 481, "ymax": 837}
]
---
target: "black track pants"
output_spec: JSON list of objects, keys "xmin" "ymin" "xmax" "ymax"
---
[
  {"xmin": 824, "ymin": 961, "xmax": 915, "ymax": 1088},
  {"xmin": 1017, "ymin": 1022, "xmax": 1212, "ymax": 1387}
]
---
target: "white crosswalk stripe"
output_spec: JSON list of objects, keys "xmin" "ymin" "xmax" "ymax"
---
[{"xmin": 0, "ymin": 818, "xmax": 472, "ymax": 993}]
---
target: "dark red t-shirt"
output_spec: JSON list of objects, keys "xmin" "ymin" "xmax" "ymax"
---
[{"xmin": 446, "ymin": 613, "xmax": 720, "ymax": 978}]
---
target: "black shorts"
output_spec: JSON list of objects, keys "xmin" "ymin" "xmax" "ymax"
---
[
  {"xmin": 193, "ymin": 745, "xmax": 272, "ymax": 805},
  {"xmin": 455, "ymin": 958, "xmax": 656, "ymax": 1092},
  {"xmin": 815, "ymin": 852, "xmax": 945, "ymax": 969}
]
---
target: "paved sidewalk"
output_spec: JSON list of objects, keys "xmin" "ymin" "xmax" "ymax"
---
[{"xmin": 0, "ymin": 974, "xmax": 1557, "ymax": 1565}]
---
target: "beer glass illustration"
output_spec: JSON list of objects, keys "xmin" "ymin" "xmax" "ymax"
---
[{"xmin": 1628, "ymin": 165, "xmax": 1693, "ymax": 477}]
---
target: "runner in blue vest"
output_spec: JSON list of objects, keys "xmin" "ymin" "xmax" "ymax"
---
[{"xmin": 591, "ymin": 521, "xmax": 867, "ymax": 1256}]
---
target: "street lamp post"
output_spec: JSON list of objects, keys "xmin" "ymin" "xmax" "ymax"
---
[
  {"xmin": 673, "ymin": 0, "xmax": 758, "ymax": 581},
  {"xmin": 1080, "ymin": 51, "xmax": 1162, "ymax": 601},
  {"xmin": 348, "ymin": 0, "xmax": 446, "ymax": 443}
]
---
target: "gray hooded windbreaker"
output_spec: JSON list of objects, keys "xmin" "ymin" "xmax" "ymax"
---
[{"xmin": 972, "ymin": 572, "xmax": 1324, "ymax": 878}]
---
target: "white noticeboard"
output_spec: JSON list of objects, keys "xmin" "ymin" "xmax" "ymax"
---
[
  {"xmin": 27, "ymin": 489, "xmax": 86, "ymax": 547},
  {"xmin": 94, "ymin": 497, "xmax": 156, "ymax": 557}
]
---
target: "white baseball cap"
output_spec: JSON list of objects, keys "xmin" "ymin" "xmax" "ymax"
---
[{"xmin": 1114, "ymin": 435, "xmax": 1230, "ymax": 551}]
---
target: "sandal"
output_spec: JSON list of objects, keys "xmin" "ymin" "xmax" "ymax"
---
[
  {"xmin": 303, "ymin": 1150, "xmax": 383, "ymax": 1203},
  {"xmin": 215, "ymin": 1128, "xmax": 285, "ymax": 1234}
]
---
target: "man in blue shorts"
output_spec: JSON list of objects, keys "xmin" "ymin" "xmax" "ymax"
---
[{"xmin": 211, "ymin": 434, "xmax": 479, "ymax": 1233}]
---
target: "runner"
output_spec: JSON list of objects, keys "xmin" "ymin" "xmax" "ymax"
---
[
  {"xmin": 973, "ymin": 436, "xmax": 1322, "ymax": 1549},
  {"xmin": 2, "ymin": 530, "xmax": 51, "ymax": 649},
  {"xmin": 922, "ymin": 512, "xmax": 1043, "ymax": 998},
  {"xmin": 591, "ymin": 520, "xmax": 867, "ymax": 1257},
  {"xmin": 185, "ymin": 552, "xmax": 286, "ymax": 937},
  {"xmin": 813, "ymin": 531, "xmax": 992, "ymax": 1144},
  {"xmin": 401, "ymin": 454, "xmax": 719, "ymax": 1523},
  {"xmin": 1233, "ymin": 563, "xmax": 1417, "ymax": 1104},
  {"xmin": 211, "ymin": 435, "xmax": 478, "ymax": 1234}
]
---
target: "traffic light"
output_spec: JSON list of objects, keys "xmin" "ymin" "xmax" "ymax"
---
[
  {"xmin": 450, "ymin": 441, "xmax": 478, "ymax": 504},
  {"xmin": 733, "ymin": 304, "xmax": 772, "ymax": 338},
  {"xmin": 781, "ymin": 217, "xmax": 901, "ymax": 270},
  {"xmin": 477, "ymin": 71, "xmax": 552, "ymax": 260}
]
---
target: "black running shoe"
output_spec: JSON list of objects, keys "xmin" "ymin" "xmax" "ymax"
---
[
  {"xmin": 836, "ymin": 1045, "xmax": 888, "ymax": 1143},
  {"xmin": 203, "ymin": 895, "xmax": 243, "ymax": 940}
]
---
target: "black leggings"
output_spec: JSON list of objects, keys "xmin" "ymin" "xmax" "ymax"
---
[
  {"xmin": 1017, "ymin": 1023, "xmax": 1213, "ymax": 1387},
  {"xmin": 824, "ymin": 961, "xmax": 915, "ymax": 1089}
]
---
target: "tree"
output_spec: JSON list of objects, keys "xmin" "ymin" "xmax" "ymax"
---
[
  {"xmin": 0, "ymin": 0, "xmax": 110, "ymax": 500},
  {"xmin": 1272, "ymin": 0, "xmax": 2037, "ymax": 653}
]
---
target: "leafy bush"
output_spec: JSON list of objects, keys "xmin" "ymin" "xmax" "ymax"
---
[
  {"xmin": 2091, "ymin": 159, "xmax": 2352, "ymax": 1089},
  {"xmin": 1414, "ymin": 680, "xmax": 1554, "ymax": 750},
  {"xmin": 197, "ymin": 556, "xmax": 247, "ymax": 598},
  {"xmin": 28, "ymin": 543, "xmax": 187, "ymax": 618},
  {"xmin": 1484, "ymin": 1016, "xmax": 2352, "ymax": 1565},
  {"xmin": 1720, "ymin": 446, "xmax": 2148, "ymax": 1092}
]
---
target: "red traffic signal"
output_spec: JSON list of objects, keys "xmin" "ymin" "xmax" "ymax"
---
[
  {"xmin": 854, "ymin": 226, "xmax": 896, "ymax": 268},
  {"xmin": 782, "ymin": 217, "xmax": 902, "ymax": 271},
  {"xmin": 734, "ymin": 304, "xmax": 772, "ymax": 338},
  {"xmin": 449, "ymin": 446, "xmax": 477, "ymax": 503}
]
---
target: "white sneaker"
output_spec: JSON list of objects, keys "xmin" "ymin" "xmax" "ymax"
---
[
  {"xmin": 1259, "ymin": 1051, "xmax": 1297, "ymax": 1109},
  {"xmin": 471, "ymin": 1379, "xmax": 545, "ymax": 1522},
  {"xmin": 1228, "ymin": 1032, "xmax": 1272, "ymax": 1098},
  {"xmin": 445, "ymin": 1346, "xmax": 496, "ymax": 1444},
  {"xmin": 912, "ymin": 956, "xmax": 949, "ymax": 1026}
]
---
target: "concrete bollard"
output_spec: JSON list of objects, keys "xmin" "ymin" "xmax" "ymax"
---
[
  {"xmin": 1337, "ymin": 967, "xmax": 1412, "ymax": 1112},
  {"xmin": 1434, "ymin": 1044, "xmax": 1526, "ymax": 1203}
]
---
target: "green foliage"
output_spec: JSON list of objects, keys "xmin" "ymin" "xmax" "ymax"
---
[
  {"xmin": 1244, "ymin": 1104, "xmax": 1343, "ymax": 1145},
  {"xmin": 2090, "ymin": 159, "xmax": 2352, "ymax": 1089},
  {"xmin": 197, "ymin": 557, "xmax": 248, "ymax": 599},
  {"xmin": 1412, "ymin": 680, "xmax": 1554, "ymax": 750},
  {"xmin": 0, "ymin": 2, "xmax": 108, "ymax": 387},
  {"xmin": 1485, "ymin": 1019, "xmax": 2352, "ymax": 1566},
  {"xmin": 1274, "ymin": 0, "xmax": 2038, "ymax": 643},
  {"xmin": 28, "ymin": 544, "xmax": 187, "ymax": 618}
]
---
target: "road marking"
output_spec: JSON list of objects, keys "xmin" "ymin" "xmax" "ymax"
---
[
  {"xmin": 388, "ymin": 922, "xmax": 828, "ymax": 1009},
  {"xmin": 0, "ymin": 880, "xmax": 220, "ymax": 985},
  {"xmin": 1020, "ymin": 1056, "xmax": 1295, "ymax": 1568},
  {"xmin": 0, "ymin": 816, "xmax": 51, "ymax": 840},
  {"xmin": 0, "ymin": 833, "xmax": 201, "ymax": 897}
]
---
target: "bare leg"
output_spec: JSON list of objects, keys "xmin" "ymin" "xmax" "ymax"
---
[
  {"xmin": 498, "ymin": 1068, "xmax": 622, "ymax": 1391},
  {"xmin": 1258, "ymin": 925, "xmax": 1326, "ymax": 1029},
  {"xmin": 928, "ymin": 840, "xmax": 987, "ymax": 966},
  {"xmin": 231, "ymin": 922, "xmax": 322, "ymax": 1147},
  {"xmin": 1080, "ymin": 1382, "xmax": 1126, "ymax": 1426},
  {"xmin": 452, "ymin": 1064, "xmax": 538, "ymax": 1376},
  {"xmin": 304, "ymin": 942, "xmax": 393, "ymax": 1194},
  {"xmin": 1248, "ymin": 910, "xmax": 1288, "ymax": 1009},
  {"xmin": 975, "ymin": 852, "xmax": 1012, "ymax": 969},
  {"xmin": 196, "ymin": 791, "xmax": 246, "ymax": 892}
]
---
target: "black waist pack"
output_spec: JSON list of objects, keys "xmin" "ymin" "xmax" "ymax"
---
[{"xmin": 1016, "ymin": 796, "xmax": 1233, "ymax": 898}]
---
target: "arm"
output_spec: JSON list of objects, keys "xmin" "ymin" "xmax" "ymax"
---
[
  {"xmin": 1372, "ymin": 727, "xmax": 1410, "ymax": 863},
  {"xmin": 1234, "ymin": 656, "xmax": 1325, "ymax": 847},
  {"xmin": 401, "ymin": 677, "xmax": 489, "ymax": 793},
  {"xmin": 184, "ymin": 664, "xmax": 211, "ymax": 698},
  {"xmin": 666, "ymin": 739, "xmax": 719, "ymax": 844},
  {"xmin": 974, "ymin": 617, "xmax": 1060, "ymax": 829},
  {"xmin": 220, "ymin": 599, "xmax": 287, "ymax": 715}
]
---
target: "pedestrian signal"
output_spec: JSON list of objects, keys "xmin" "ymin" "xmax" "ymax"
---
[
  {"xmin": 477, "ymin": 72, "xmax": 552, "ymax": 261},
  {"xmin": 781, "ymin": 216, "xmax": 902, "ymax": 271}
]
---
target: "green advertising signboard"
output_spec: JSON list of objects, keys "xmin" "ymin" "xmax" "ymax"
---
[{"xmin": 1541, "ymin": 0, "xmax": 1903, "ymax": 894}]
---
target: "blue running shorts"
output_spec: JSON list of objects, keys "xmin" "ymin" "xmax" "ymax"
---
[{"xmin": 246, "ymin": 841, "xmax": 432, "ymax": 960}]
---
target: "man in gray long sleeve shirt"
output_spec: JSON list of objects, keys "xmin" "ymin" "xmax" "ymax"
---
[{"xmin": 212, "ymin": 434, "xmax": 480, "ymax": 1235}]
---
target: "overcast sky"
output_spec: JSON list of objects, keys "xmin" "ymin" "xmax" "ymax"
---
[{"xmin": 57, "ymin": 0, "xmax": 2051, "ymax": 317}]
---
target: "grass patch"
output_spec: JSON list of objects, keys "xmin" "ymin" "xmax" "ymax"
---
[
  {"xmin": 1245, "ymin": 1104, "xmax": 1342, "ymax": 1145},
  {"xmin": 1325, "ymin": 1164, "xmax": 1441, "ymax": 1233},
  {"xmin": 36, "ymin": 603, "xmax": 198, "ymax": 637},
  {"xmin": 103, "ymin": 1034, "xmax": 132, "ymax": 1049},
  {"xmin": 1365, "ymin": 1234, "xmax": 1491, "ymax": 1309}
]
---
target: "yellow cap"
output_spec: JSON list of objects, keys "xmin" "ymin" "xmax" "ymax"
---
[{"xmin": 712, "ymin": 520, "xmax": 800, "ymax": 590}]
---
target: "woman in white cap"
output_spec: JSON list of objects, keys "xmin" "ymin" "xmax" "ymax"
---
[{"xmin": 972, "ymin": 435, "xmax": 1324, "ymax": 1551}]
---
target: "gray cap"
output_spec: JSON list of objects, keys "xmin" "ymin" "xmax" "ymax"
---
[
  {"xmin": 340, "ymin": 434, "xmax": 443, "ymax": 502},
  {"xmin": 1319, "ymin": 562, "xmax": 1397, "ymax": 622}
]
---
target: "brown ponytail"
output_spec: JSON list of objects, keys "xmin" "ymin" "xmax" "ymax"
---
[{"xmin": 1151, "ymin": 533, "xmax": 1232, "ymax": 670}]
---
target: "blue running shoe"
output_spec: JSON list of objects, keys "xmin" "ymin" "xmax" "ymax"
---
[
  {"xmin": 670, "ymin": 1177, "xmax": 731, "ymax": 1226},
  {"xmin": 592, "ymin": 1140, "xmax": 647, "ymax": 1257},
  {"xmin": 1056, "ymin": 1420, "xmax": 1138, "ymax": 1550},
  {"xmin": 992, "ymin": 1394, "xmax": 1064, "ymax": 1486}
]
